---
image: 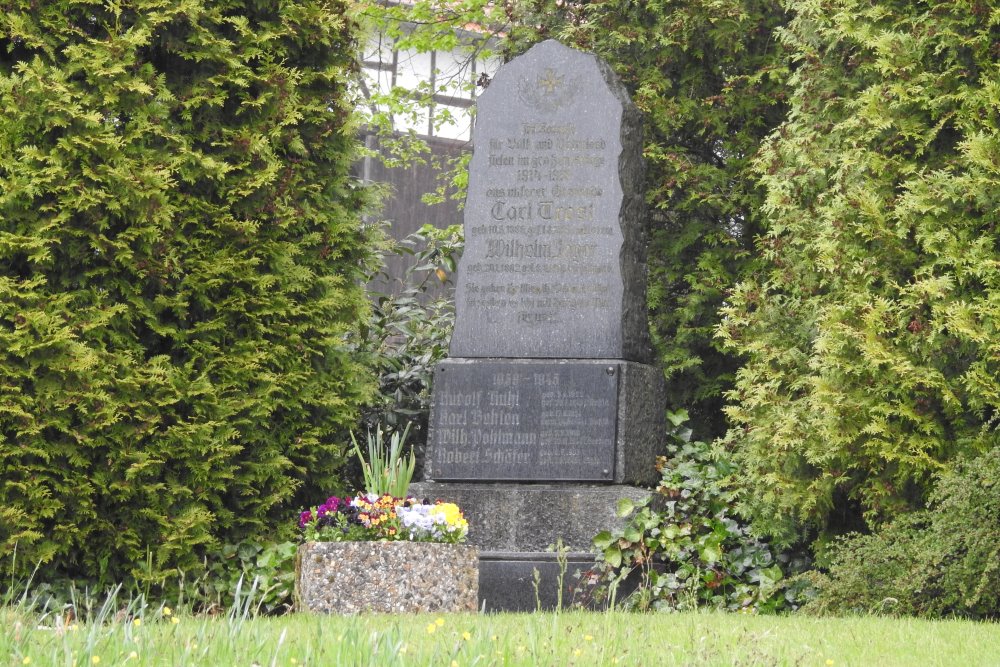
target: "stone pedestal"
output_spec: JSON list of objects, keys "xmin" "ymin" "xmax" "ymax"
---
[
  {"xmin": 410, "ymin": 482, "xmax": 650, "ymax": 610},
  {"xmin": 477, "ymin": 551, "xmax": 599, "ymax": 612},
  {"xmin": 408, "ymin": 483, "xmax": 651, "ymax": 551}
]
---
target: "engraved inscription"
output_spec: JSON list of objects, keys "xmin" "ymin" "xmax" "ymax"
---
[
  {"xmin": 429, "ymin": 363, "xmax": 618, "ymax": 481},
  {"xmin": 450, "ymin": 39, "xmax": 633, "ymax": 358},
  {"xmin": 463, "ymin": 120, "xmax": 617, "ymax": 327},
  {"xmin": 517, "ymin": 68, "xmax": 581, "ymax": 111}
]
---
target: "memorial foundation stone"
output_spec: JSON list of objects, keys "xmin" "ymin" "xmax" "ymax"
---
[{"xmin": 412, "ymin": 40, "xmax": 666, "ymax": 611}]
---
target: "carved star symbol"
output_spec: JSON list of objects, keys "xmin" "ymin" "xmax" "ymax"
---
[{"xmin": 537, "ymin": 68, "xmax": 563, "ymax": 94}]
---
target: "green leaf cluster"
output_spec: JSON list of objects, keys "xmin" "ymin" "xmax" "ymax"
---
[
  {"xmin": 719, "ymin": 0, "xmax": 1000, "ymax": 544},
  {"xmin": 588, "ymin": 413, "xmax": 810, "ymax": 613},
  {"xmin": 0, "ymin": 0, "xmax": 375, "ymax": 587},
  {"xmin": 199, "ymin": 539, "xmax": 299, "ymax": 615},
  {"xmin": 360, "ymin": 224, "xmax": 460, "ymax": 433},
  {"xmin": 351, "ymin": 423, "xmax": 415, "ymax": 497}
]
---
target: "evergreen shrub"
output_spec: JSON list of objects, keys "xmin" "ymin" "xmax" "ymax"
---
[
  {"xmin": 718, "ymin": 0, "xmax": 1000, "ymax": 544},
  {"xmin": 0, "ymin": 0, "xmax": 374, "ymax": 587},
  {"xmin": 805, "ymin": 448, "xmax": 1000, "ymax": 619}
]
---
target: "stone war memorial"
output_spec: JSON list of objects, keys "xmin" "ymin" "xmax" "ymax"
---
[{"xmin": 411, "ymin": 40, "xmax": 666, "ymax": 611}]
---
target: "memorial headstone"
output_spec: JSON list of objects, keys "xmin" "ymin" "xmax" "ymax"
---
[
  {"xmin": 411, "ymin": 40, "xmax": 666, "ymax": 611},
  {"xmin": 448, "ymin": 39, "xmax": 650, "ymax": 361}
]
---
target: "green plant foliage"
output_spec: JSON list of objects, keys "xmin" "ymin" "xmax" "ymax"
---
[
  {"xmin": 587, "ymin": 412, "xmax": 810, "ymax": 613},
  {"xmin": 351, "ymin": 423, "xmax": 415, "ymax": 498},
  {"xmin": 718, "ymin": 0, "xmax": 1000, "ymax": 545},
  {"xmin": 0, "ymin": 1, "xmax": 375, "ymax": 586},
  {"xmin": 200, "ymin": 540, "xmax": 299, "ymax": 616},
  {"xmin": 354, "ymin": 1, "xmax": 501, "ymax": 185},
  {"xmin": 9, "ymin": 539, "xmax": 299, "ymax": 617},
  {"xmin": 359, "ymin": 224, "xmax": 461, "ymax": 465},
  {"xmin": 804, "ymin": 448, "xmax": 1000, "ymax": 619}
]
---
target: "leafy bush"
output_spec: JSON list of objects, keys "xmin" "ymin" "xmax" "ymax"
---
[
  {"xmin": 359, "ymin": 224, "xmax": 461, "ymax": 474},
  {"xmin": 199, "ymin": 540, "xmax": 298, "ymax": 616},
  {"xmin": 805, "ymin": 448, "xmax": 1000, "ymax": 619},
  {"xmin": 589, "ymin": 413, "xmax": 810, "ymax": 613},
  {"xmin": 0, "ymin": 0, "xmax": 375, "ymax": 587},
  {"xmin": 718, "ymin": 0, "xmax": 1000, "ymax": 545}
]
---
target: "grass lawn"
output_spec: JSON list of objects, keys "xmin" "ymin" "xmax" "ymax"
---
[{"xmin": 4, "ymin": 606, "xmax": 999, "ymax": 666}]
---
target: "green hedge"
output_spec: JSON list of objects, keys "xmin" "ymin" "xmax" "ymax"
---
[
  {"xmin": 0, "ymin": 0, "xmax": 375, "ymax": 585},
  {"xmin": 718, "ymin": 0, "xmax": 1000, "ymax": 544}
]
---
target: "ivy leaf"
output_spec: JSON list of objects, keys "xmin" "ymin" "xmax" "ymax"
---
[
  {"xmin": 616, "ymin": 497, "xmax": 636, "ymax": 518},
  {"xmin": 604, "ymin": 544, "xmax": 623, "ymax": 569},
  {"xmin": 593, "ymin": 530, "xmax": 615, "ymax": 550}
]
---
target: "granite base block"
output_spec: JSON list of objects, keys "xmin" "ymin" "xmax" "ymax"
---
[
  {"xmin": 478, "ymin": 552, "xmax": 644, "ymax": 611},
  {"xmin": 296, "ymin": 542, "xmax": 478, "ymax": 614},
  {"xmin": 479, "ymin": 552, "xmax": 597, "ymax": 612},
  {"xmin": 408, "ymin": 483, "xmax": 651, "ymax": 552}
]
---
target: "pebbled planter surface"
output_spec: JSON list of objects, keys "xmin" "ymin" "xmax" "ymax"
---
[{"xmin": 297, "ymin": 541, "xmax": 479, "ymax": 614}]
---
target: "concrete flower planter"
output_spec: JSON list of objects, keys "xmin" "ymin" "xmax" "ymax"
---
[{"xmin": 296, "ymin": 541, "xmax": 479, "ymax": 614}]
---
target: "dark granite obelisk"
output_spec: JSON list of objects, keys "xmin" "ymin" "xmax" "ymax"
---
[{"xmin": 412, "ymin": 40, "xmax": 666, "ymax": 611}]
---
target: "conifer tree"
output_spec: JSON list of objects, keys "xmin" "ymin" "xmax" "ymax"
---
[
  {"xmin": 719, "ymin": 0, "xmax": 1000, "ymax": 545},
  {"xmin": 0, "ymin": 1, "xmax": 374, "ymax": 583}
]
